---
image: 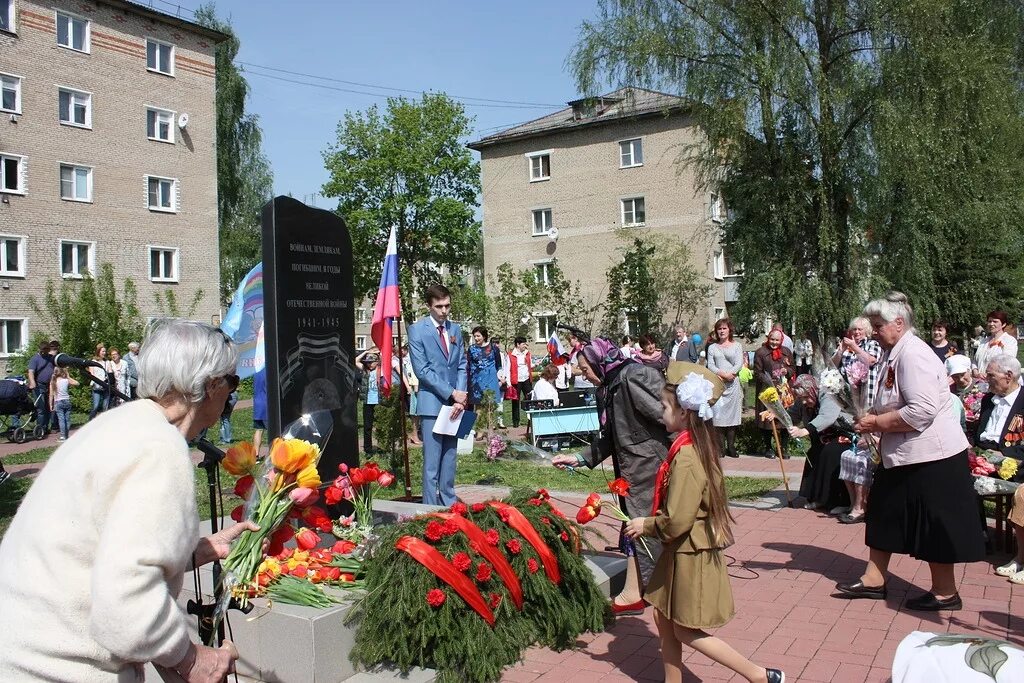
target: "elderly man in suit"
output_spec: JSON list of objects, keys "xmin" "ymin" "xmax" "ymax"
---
[
  {"xmin": 408, "ymin": 283, "xmax": 469, "ymax": 505},
  {"xmin": 975, "ymin": 353, "xmax": 1024, "ymax": 468}
]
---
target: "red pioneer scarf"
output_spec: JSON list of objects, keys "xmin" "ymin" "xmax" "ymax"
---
[{"xmin": 652, "ymin": 430, "xmax": 693, "ymax": 515}]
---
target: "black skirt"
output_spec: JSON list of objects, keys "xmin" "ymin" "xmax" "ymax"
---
[
  {"xmin": 864, "ymin": 449, "xmax": 985, "ymax": 564},
  {"xmin": 798, "ymin": 441, "xmax": 851, "ymax": 510}
]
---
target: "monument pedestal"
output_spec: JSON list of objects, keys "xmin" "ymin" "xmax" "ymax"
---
[{"xmin": 164, "ymin": 499, "xmax": 625, "ymax": 683}]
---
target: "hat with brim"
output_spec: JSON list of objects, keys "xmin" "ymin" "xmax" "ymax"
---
[
  {"xmin": 945, "ymin": 354, "xmax": 971, "ymax": 376},
  {"xmin": 666, "ymin": 361, "xmax": 725, "ymax": 405}
]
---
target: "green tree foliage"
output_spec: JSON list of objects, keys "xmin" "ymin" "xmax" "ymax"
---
[
  {"xmin": 603, "ymin": 238, "xmax": 659, "ymax": 336},
  {"xmin": 28, "ymin": 263, "xmax": 145, "ymax": 359},
  {"xmin": 482, "ymin": 262, "xmax": 593, "ymax": 345},
  {"xmin": 322, "ymin": 94, "xmax": 481, "ymax": 323},
  {"xmin": 572, "ymin": 0, "xmax": 1024, "ymax": 338},
  {"xmin": 194, "ymin": 4, "xmax": 274, "ymax": 305},
  {"xmin": 153, "ymin": 289, "xmax": 205, "ymax": 319}
]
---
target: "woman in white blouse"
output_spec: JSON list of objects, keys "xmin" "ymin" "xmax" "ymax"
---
[
  {"xmin": 974, "ymin": 309, "xmax": 1019, "ymax": 377},
  {"xmin": 531, "ymin": 364, "xmax": 561, "ymax": 407}
]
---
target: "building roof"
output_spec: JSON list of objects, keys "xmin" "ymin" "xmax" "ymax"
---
[
  {"xmin": 107, "ymin": 0, "xmax": 231, "ymax": 43},
  {"xmin": 468, "ymin": 87, "xmax": 691, "ymax": 150}
]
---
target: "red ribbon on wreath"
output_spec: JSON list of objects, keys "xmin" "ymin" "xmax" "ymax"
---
[
  {"xmin": 432, "ymin": 512, "xmax": 524, "ymax": 610},
  {"xmin": 488, "ymin": 502, "xmax": 561, "ymax": 584},
  {"xmin": 395, "ymin": 535, "xmax": 495, "ymax": 626}
]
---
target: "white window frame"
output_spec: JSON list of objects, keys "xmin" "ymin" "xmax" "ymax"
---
[
  {"xmin": 526, "ymin": 149, "xmax": 551, "ymax": 182},
  {"xmin": 713, "ymin": 307, "xmax": 725, "ymax": 321},
  {"xmin": 55, "ymin": 11, "xmax": 90, "ymax": 53},
  {"xmin": 0, "ymin": 318, "xmax": 28, "ymax": 358},
  {"xmin": 58, "ymin": 87, "xmax": 92, "ymax": 129},
  {"xmin": 1, "ymin": 0, "xmax": 16, "ymax": 34},
  {"xmin": 621, "ymin": 196, "xmax": 646, "ymax": 227},
  {"xmin": 356, "ymin": 308, "xmax": 367, "ymax": 324},
  {"xmin": 146, "ymin": 106, "xmax": 175, "ymax": 143},
  {"xmin": 713, "ymin": 249, "xmax": 725, "ymax": 280},
  {"xmin": 534, "ymin": 312, "xmax": 557, "ymax": 343},
  {"xmin": 619, "ymin": 137, "xmax": 644, "ymax": 168},
  {"xmin": 146, "ymin": 175, "xmax": 178, "ymax": 213},
  {"xmin": 531, "ymin": 259, "xmax": 555, "ymax": 286},
  {"xmin": 0, "ymin": 233, "xmax": 26, "ymax": 278},
  {"xmin": 146, "ymin": 38, "xmax": 175, "ymax": 76},
  {"xmin": 355, "ymin": 335, "xmax": 367, "ymax": 351},
  {"xmin": 531, "ymin": 208, "xmax": 553, "ymax": 236},
  {"xmin": 59, "ymin": 163, "xmax": 93, "ymax": 202},
  {"xmin": 710, "ymin": 192, "xmax": 725, "ymax": 223},
  {"xmin": 59, "ymin": 239, "xmax": 95, "ymax": 279},
  {"xmin": 0, "ymin": 153, "xmax": 26, "ymax": 195},
  {"xmin": 147, "ymin": 245, "xmax": 179, "ymax": 283},
  {"xmin": 0, "ymin": 72, "xmax": 21, "ymax": 114}
]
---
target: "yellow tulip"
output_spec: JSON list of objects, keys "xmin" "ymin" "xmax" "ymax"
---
[
  {"xmin": 223, "ymin": 441, "xmax": 257, "ymax": 476},
  {"xmin": 296, "ymin": 464, "xmax": 321, "ymax": 489},
  {"xmin": 269, "ymin": 438, "xmax": 319, "ymax": 474}
]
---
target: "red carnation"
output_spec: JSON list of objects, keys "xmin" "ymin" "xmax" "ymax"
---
[
  {"xmin": 527, "ymin": 558, "xmax": 539, "ymax": 574},
  {"xmin": 442, "ymin": 520, "xmax": 459, "ymax": 537},
  {"xmin": 540, "ymin": 516, "xmax": 551, "ymax": 526},
  {"xmin": 560, "ymin": 531, "xmax": 570, "ymax": 542},
  {"xmin": 424, "ymin": 520, "xmax": 446, "ymax": 542},
  {"xmin": 484, "ymin": 529, "xmax": 500, "ymax": 546},
  {"xmin": 450, "ymin": 502, "xmax": 469, "ymax": 516},
  {"xmin": 497, "ymin": 508, "xmax": 511, "ymax": 523},
  {"xmin": 505, "ymin": 539, "xmax": 522, "ymax": 555},
  {"xmin": 451, "ymin": 552, "xmax": 472, "ymax": 572},
  {"xmin": 471, "ymin": 502, "xmax": 486, "ymax": 513},
  {"xmin": 488, "ymin": 592, "xmax": 502, "ymax": 609},
  {"xmin": 426, "ymin": 589, "xmax": 446, "ymax": 608},
  {"xmin": 476, "ymin": 562, "xmax": 493, "ymax": 582},
  {"xmin": 537, "ymin": 489, "xmax": 550, "ymax": 500},
  {"xmin": 527, "ymin": 498, "xmax": 542, "ymax": 506}
]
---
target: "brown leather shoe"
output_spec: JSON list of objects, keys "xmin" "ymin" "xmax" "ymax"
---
[{"xmin": 835, "ymin": 580, "xmax": 887, "ymax": 600}]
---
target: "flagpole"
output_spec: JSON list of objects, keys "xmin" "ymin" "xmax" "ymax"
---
[{"xmin": 396, "ymin": 315, "xmax": 414, "ymax": 501}]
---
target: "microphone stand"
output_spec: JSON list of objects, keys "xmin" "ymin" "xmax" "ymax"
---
[{"xmin": 187, "ymin": 439, "xmax": 252, "ymax": 648}]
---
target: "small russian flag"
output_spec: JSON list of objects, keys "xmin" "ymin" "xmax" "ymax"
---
[
  {"xmin": 547, "ymin": 331, "xmax": 567, "ymax": 366},
  {"xmin": 370, "ymin": 226, "xmax": 401, "ymax": 397}
]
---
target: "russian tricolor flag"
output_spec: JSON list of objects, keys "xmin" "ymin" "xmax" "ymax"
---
[
  {"xmin": 548, "ymin": 331, "xmax": 567, "ymax": 366},
  {"xmin": 371, "ymin": 226, "xmax": 401, "ymax": 397}
]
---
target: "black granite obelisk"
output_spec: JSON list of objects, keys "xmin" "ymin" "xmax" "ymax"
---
[{"xmin": 260, "ymin": 196, "xmax": 358, "ymax": 479}]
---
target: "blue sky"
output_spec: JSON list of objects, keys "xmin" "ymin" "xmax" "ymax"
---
[{"xmin": 194, "ymin": 0, "xmax": 601, "ymax": 202}]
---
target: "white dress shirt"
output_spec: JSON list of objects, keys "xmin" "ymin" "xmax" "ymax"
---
[{"xmin": 980, "ymin": 385, "xmax": 1021, "ymax": 443}]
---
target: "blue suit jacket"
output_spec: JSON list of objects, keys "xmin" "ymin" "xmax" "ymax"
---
[{"xmin": 408, "ymin": 317, "xmax": 468, "ymax": 418}]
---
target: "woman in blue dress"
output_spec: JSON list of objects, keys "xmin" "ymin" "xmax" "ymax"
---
[{"xmin": 469, "ymin": 326, "xmax": 502, "ymax": 407}]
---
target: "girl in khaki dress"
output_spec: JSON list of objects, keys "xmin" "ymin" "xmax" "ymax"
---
[{"xmin": 626, "ymin": 362, "xmax": 785, "ymax": 683}]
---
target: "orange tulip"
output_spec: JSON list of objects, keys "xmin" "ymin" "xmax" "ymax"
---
[
  {"xmin": 223, "ymin": 442, "xmax": 257, "ymax": 476},
  {"xmin": 270, "ymin": 438, "xmax": 319, "ymax": 474}
]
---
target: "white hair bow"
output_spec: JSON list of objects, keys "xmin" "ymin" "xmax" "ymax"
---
[{"xmin": 675, "ymin": 373, "xmax": 715, "ymax": 420}]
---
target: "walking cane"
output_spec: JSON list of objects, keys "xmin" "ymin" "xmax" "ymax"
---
[{"xmin": 770, "ymin": 420, "xmax": 794, "ymax": 507}]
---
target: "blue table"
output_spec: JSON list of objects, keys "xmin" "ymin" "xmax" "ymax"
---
[{"xmin": 526, "ymin": 405, "xmax": 599, "ymax": 449}]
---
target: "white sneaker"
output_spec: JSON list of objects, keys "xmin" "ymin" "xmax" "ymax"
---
[
  {"xmin": 829, "ymin": 506, "xmax": 851, "ymax": 516},
  {"xmin": 995, "ymin": 559, "xmax": 1023, "ymax": 577},
  {"xmin": 1010, "ymin": 570, "xmax": 1024, "ymax": 585}
]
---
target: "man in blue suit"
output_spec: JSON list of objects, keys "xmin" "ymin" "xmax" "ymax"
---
[{"xmin": 408, "ymin": 284, "xmax": 468, "ymax": 505}]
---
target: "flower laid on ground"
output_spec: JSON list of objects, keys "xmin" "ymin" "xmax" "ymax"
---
[
  {"xmin": 486, "ymin": 435, "xmax": 508, "ymax": 461},
  {"xmin": 327, "ymin": 462, "xmax": 397, "ymax": 540},
  {"xmin": 999, "ymin": 458, "xmax": 1018, "ymax": 481},
  {"xmin": 969, "ymin": 451, "xmax": 998, "ymax": 476},
  {"xmin": 575, "ymin": 492, "xmax": 651, "ymax": 558}
]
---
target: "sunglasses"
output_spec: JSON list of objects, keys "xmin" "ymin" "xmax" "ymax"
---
[{"xmin": 221, "ymin": 374, "xmax": 240, "ymax": 392}]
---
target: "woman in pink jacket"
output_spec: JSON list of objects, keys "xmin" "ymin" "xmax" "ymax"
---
[{"xmin": 837, "ymin": 292, "xmax": 984, "ymax": 611}]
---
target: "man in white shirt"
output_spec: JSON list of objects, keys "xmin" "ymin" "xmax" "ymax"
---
[
  {"xmin": 976, "ymin": 354, "xmax": 1024, "ymax": 468},
  {"xmin": 667, "ymin": 325, "xmax": 689, "ymax": 361}
]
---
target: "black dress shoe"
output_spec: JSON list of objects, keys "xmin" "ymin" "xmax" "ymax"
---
[
  {"xmin": 905, "ymin": 592, "xmax": 962, "ymax": 611},
  {"xmin": 835, "ymin": 580, "xmax": 887, "ymax": 600},
  {"xmin": 766, "ymin": 669, "xmax": 785, "ymax": 683}
]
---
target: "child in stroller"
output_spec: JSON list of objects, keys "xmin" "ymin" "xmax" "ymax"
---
[{"xmin": 1, "ymin": 377, "xmax": 46, "ymax": 444}]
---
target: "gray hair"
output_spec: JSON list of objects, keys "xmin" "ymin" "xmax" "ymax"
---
[
  {"xmin": 136, "ymin": 320, "xmax": 238, "ymax": 403},
  {"xmin": 863, "ymin": 291, "xmax": 915, "ymax": 330},
  {"xmin": 128, "ymin": 342, "xmax": 139, "ymax": 352},
  {"xmin": 985, "ymin": 353, "xmax": 1022, "ymax": 380},
  {"xmin": 850, "ymin": 316, "xmax": 872, "ymax": 334}
]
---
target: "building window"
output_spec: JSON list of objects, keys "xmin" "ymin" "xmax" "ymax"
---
[
  {"xmin": 532, "ymin": 208, "xmax": 553, "ymax": 236},
  {"xmin": 527, "ymin": 150, "xmax": 551, "ymax": 182},
  {"xmin": 356, "ymin": 308, "xmax": 367, "ymax": 323},
  {"xmin": 147, "ymin": 107, "xmax": 175, "ymax": 143},
  {"xmin": 1, "ymin": 73, "xmax": 21, "ymax": 114},
  {"xmin": 619, "ymin": 138, "xmax": 643, "ymax": 168},
  {"xmin": 56, "ymin": 12, "xmax": 89, "ymax": 52},
  {"xmin": 1, "ymin": 0, "xmax": 15, "ymax": 33},
  {"xmin": 710, "ymin": 192, "xmax": 727, "ymax": 223},
  {"xmin": 58, "ymin": 88, "xmax": 91, "ymax": 128},
  {"xmin": 355, "ymin": 335, "xmax": 367, "ymax": 351},
  {"xmin": 59, "ymin": 164, "xmax": 92, "ymax": 202},
  {"xmin": 621, "ymin": 197, "xmax": 646, "ymax": 226},
  {"xmin": 535, "ymin": 313, "xmax": 557, "ymax": 343},
  {"xmin": 0, "ymin": 234, "xmax": 26, "ymax": 277},
  {"xmin": 60, "ymin": 240, "xmax": 94, "ymax": 278},
  {"xmin": 146, "ymin": 39, "xmax": 175, "ymax": 75},
  {"xmin": 0, "ymin": 318, "xmax": 27, "ymax": 357},
  {"xmin": 147, "ymin": 176, "xmax": 177, "ymax": 212},
  {"xmin": 1, "ymin": 154, "xmax": 25, "ymax": 194},
  {"xmin": 713, "ymin": 307, "xmax": 725, "ymax": 321},
  {"xmin": 533, "ymin": 260, "xmax": 554, "ymax": 286},
  {"xmin": 148, "ymin": 246, "xmax": 178, "ymax": 282}
]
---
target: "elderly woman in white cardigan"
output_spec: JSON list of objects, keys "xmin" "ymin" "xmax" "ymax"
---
[{"xmin": 0, "ymin": 320, "xmax": 254, "ymax": 682}]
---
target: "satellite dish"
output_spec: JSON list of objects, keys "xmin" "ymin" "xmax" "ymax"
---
[
  {"xmin": 177, "ymin": 112, "xmax": 189, "ymax": 129},
  {"xmin": 548, "ymin": 227, "xmax": 559, "ymax": 242},
  {"xmin": 520, "ymin": 312, "xmax": 531, "ymax": 325}
]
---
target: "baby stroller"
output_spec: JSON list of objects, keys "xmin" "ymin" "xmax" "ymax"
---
[{"xmin": 0, "ymin": 377, "xmax": 46, "ymax": 444}]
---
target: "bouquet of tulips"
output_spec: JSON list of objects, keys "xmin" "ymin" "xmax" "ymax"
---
[
  {"xmin": 575, "ymin": 478, "xmax": 652, "ymax": 558},
  {"xmin": 326, "ymin": 461, "xmax": 396, "ymax": 543},
  {"xmin": 211, "ymin": 411, "xmax": 334, "ymax": 642}
]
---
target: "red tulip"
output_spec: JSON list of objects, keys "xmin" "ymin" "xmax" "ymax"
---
[
  {"xmin": 322, "ymin": 567, "xmax": 342, "ymax": 581},
  {"xmin": 229, "ymin": 505, "xmax": 244, "ymax": 522},
  {"xmin": 324, "ymin": 485, "xmax": 344, "ymax": 505},
  {"xmin": 233, "ymin": 475, "xmax": 255, "ymax": 499},
  {"xmin": 268, "ymin": 525, "xmax": 294, "ymax": 556},
  {"xmin": 295, "ymin": 527, "xmax": 320, "ymax": 551},
  {"xmin": 377, "ymin": 471, "xmax": 395, "ymax": 487},
  {"xmin": 332, "ymin": 539, "xmax": 357, "ymax": 555},
  {"xmin": 289, "ymin": 487, "xmax": 320, "ymax": 508},
  {"xmin": 607, "ymin": 478, "xmax": 630, "ymax": 497}
]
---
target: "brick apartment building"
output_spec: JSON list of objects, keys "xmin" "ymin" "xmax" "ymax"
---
[
  {"xmin": 468, "ymin": 87, "xmax": 741, "ymax": 350},
  {"xmin": 0, "ymin": 0, "xmax": 225, "ymax": 361}
]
